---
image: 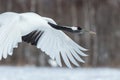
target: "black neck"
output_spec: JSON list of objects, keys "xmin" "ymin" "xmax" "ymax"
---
[{"xmin": 48, "ymin": 22, "xmax": 81, "ymax": 33}]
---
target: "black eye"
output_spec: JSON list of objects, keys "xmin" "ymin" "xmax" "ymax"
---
[{"xmin": 77, "ymin": 27, "xmax": 82, "ymax": 30}]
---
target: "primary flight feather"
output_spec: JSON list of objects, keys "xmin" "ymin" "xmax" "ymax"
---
[{"xmin": 0, "ymin": 12, "xmax": 88, "ymax": 68}]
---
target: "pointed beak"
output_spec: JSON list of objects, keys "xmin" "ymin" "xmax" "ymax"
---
[{"xmin": 81, "ymin": 29, "xmax": 96, "ymax": 35}]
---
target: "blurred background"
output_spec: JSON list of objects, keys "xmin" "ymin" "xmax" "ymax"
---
[{"xmin": 0, "ymin": 0, "xmax": 120, "ymax": 68}]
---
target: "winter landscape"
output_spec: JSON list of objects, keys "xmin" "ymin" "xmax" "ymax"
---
[
  {"xmin": 0, "ymin": 66, "xmax": 119, "ymax": 80},
  {"xmin": 0, "ymin": 0, "xmax": 120, "ymax": 80}
]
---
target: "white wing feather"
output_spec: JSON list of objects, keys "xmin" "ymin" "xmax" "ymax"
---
[
  {"xmin": 37, "ymin": 28, "xmax": 87, "ymax": 68},
  {"xmin": 0, "ymin": 12, "xmax": 42, "ymax": 59},
  {"xmin": 0, "ymin": 13, "xmax": 22, "ymax": 59}
]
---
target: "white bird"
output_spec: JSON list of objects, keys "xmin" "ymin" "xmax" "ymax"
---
[{"xmin": 0, "ymin": 12, "xmax": 88, "ymax": 68}]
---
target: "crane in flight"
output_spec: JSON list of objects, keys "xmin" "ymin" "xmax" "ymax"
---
[{"xmin": 0, "ymin": 12, "xmax": 95, "ymax": 68}]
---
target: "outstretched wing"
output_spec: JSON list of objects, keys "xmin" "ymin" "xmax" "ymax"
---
[
  {"xmin": 23, "ymin": 26, "xmax": 87, "ymax": 68},
  {"xmin": 0, "ymin": 12, "xmax": 22, "ymax": 59},
  {"xmin": 37, "ymin": 28, "xmax": 87, "ymax": 68}
]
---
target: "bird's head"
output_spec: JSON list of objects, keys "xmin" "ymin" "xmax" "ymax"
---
[
  {"xmin": 70, "ymin": 26, "xmax": 82, "ymax": 33},
  {"xmin": 71, "ymin": 26, "xmax": 96, "ymax": 35}
]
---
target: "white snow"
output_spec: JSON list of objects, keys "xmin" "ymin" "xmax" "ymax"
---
[{"xmin": 0, "ymin": 66, "xmax": 119, "ymax": 80}]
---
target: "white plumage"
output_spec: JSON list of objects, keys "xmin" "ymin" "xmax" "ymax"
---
[{"xmin": 0, "ymin": 12, "xmax": 87, "ymax": 68}]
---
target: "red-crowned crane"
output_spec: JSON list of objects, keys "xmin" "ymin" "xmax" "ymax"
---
[{"xmin": 0, "ymin": 12, "xmax": 95, "ymax": 68}]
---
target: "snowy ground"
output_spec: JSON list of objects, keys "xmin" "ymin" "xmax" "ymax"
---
[{"xmin": 0, "ymin": 66, "xmax": 120, "ymax": 80}]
